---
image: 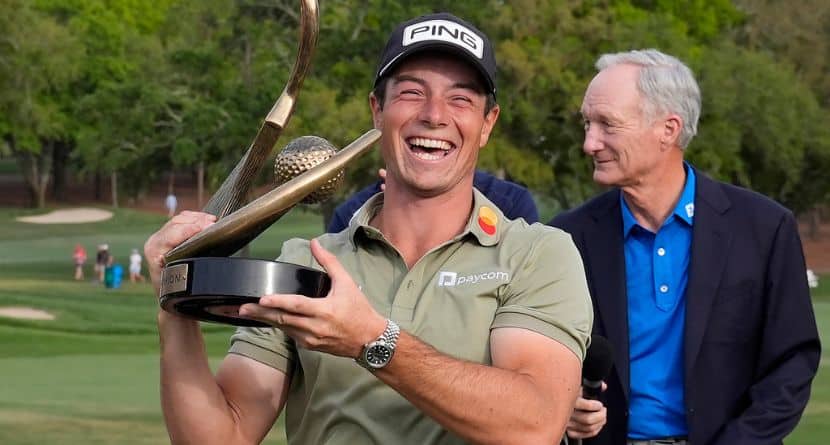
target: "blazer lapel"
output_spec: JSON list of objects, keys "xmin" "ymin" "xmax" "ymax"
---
[
  {"xmin": 684, "ymin": 172, "xmax": 732, "ymax": 373},
  {"xmin": 585, "ymin": 191, "xmax": 630, "ymax": 398}
]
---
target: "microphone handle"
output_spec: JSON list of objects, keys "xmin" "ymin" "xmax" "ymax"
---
[{"xmin": 582, "ymin": 378, "xmax": 603, "ymax": 401}]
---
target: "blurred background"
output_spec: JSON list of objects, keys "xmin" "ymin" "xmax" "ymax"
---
[{"xmin": 0, "ymin": 0, "xmax": 827, "ymax": 443}]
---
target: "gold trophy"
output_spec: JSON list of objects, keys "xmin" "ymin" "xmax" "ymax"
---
[{"xmin": 158, "ymin": 0, "xmax": 380, "ymax": 326}]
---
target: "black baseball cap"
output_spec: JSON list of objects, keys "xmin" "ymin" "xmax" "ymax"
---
[{"xmin": 374, "ymin": 12, "xmax": 497, "ymax": 98}]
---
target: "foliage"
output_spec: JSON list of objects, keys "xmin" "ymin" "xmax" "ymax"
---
[
  {"xmin": 1, "ymin": 0, "xmax": 828, "ymax": 215},
  {"xmin": 690, "ymin": 43, "xmax": 830, "ymax": 213}
]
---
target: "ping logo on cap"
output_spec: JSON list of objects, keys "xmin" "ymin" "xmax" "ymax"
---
[
  {"xmin": 477, "ymin": 206, "xmax": 498, "ymax": 235},
  {"xmin": 402, "ymin": 19, "xmax": 484, "ymax": 59}
]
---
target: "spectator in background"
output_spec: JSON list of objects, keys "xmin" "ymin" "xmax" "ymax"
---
[
  {"xmin": 104, "ymin": 254, "xmax": 124, "ymax": 289},
  {"xmin": 550, "ymin": 49, "xmax": 820, "ymax": 444},
  {"xmin": 807, "ymin": 269, "xmax": 819, "ymax": 288},
  {"xmin": 95, "ymin": 244, "xmax": 110, "ymax": 283},
  {"xmin": 328, "ymin": 168, "xmax": 539, "ymax": 233},
  {"xmin": 72, "ymin": 244, "xmax": 87, "ymax": 281},
  {"xmin": 129, "ymin": 248, "xmax": 145, "ymax": 283},
  {"xmin": 165, "ymin": 192, "xmax": 178, "ymax": 218}
]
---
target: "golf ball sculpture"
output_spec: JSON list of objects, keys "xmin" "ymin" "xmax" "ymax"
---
[
  {"xmin": 274, "ymin": 135, "xmax": 344, "ymax": 204},
  {"xmin": 157, "ymin": 0, "xmax": 382, "ymax": 327}
]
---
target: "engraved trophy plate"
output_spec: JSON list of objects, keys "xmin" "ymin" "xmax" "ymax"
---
[{"xmin": 160, "ymin": 263, "xmax": 189, "ymax": 296}]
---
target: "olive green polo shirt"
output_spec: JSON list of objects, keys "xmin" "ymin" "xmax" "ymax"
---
[{"xmin": 229, "ymin": 189, "xmax": 593, "ymax": 445}]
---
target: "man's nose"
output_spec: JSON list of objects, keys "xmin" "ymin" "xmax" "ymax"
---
[
  {"xmin": 419, "ymin": 96, "xmax": 449, "ymax": 127},
  {"xmin": 583, "ymin": 125, "xmax": 602, "ymax": 155}
]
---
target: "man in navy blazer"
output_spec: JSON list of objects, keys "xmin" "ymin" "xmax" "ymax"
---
[{"xmin": 550, "ymin": 49, "xmax": 820, "ymax": 444}]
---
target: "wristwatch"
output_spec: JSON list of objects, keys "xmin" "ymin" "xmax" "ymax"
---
[{"xmin": 356, "ymin": 319, "xmax": 400, "ymax": 371}]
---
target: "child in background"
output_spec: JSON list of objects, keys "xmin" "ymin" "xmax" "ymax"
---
[
  {"xmin": 129, "ymin": 248, "xmax": 145, "ymax": 283},
  {"xmin": 72, "ymin": 244, "xmax": 87, "ymax": 280}
]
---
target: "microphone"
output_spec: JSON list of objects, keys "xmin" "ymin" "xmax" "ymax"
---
[
  {"xmin": 564, "ymin": 336, "xmax": 615, "ymax": 445},
  {"xmin": 582, "ymin": 335, "xmax": 614, "ymax": 401}
]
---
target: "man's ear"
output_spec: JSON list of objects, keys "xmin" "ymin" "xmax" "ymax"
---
[
  {"xmin": 478, "ymin": 104, "xmax": 500, "ymax": 148},
  {"xmin": 369, "ymin": 92, "xmax": 382, "ymax": 129},
  {"xmin": 660, "ymin": 114, "xmax": 683, "ymax": 148}
]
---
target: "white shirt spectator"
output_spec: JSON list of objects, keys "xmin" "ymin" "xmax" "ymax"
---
[
  {"xmin": 806, "ymin": 269, "xmax": 819, "ymax": 289},
  {"xmin": 165, "ymin": 193, "xmax": 178, "ymax": 217}
]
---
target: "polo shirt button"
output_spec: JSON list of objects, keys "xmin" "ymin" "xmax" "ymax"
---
[
  {"xmin": 657, "ymin": 247, "xmax": 666, "ymax": 256},
  {"xmin": 659, "ymin": 284, "xmax": 669, "ymax": 293}
]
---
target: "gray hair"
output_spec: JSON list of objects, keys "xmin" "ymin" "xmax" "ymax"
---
[{"xmin": 596, "ymin": 49, "xmax": 701, "ymax": 148}]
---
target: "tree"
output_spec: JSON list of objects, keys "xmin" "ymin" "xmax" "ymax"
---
[{"xmin": 0, "ymin": 0, "xmax": 83, "ymax": 207}]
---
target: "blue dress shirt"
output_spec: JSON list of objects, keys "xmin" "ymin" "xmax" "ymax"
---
[{"xmin": 623, "ymin": 165, "xmax": 696, "ymax": 439}]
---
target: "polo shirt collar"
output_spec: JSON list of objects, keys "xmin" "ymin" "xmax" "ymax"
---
[
  {"xmin": 347, "ymin": 188, "xmax": 505, "ymax": 248},
  {"xmin": 620, "ymin": 162, "xmax": 696, "ymax": 237},
  {"xmin": 347, "ymin": 192, "xmax": 385, "ymax": 248},
  {"xmin": 465, "ymin": 188, "xmax": 504, "ymax": 246}
]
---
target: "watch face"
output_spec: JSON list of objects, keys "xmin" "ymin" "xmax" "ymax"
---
[{"xmin": 365, "ymin": 343, "xmax": 392, "ymax": 368}]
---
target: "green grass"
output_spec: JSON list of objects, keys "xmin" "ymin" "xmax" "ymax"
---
[
  {"xmin": 0, "ymin": 206, "xmax": 324, "ymax": 444},
  {"xmin": 0, "ymin": 206, "xmax": 827, "ymax": 444}
]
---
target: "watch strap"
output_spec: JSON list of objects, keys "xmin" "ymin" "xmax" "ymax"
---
[
  {"xmin": 378, "ymin": 319, "xmax": 400, "ymax": 350},
  {"xmin": 356, "ymin": 319, "xmax": 400, "ymax": 370}
]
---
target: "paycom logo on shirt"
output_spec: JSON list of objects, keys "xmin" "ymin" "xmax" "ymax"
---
[{"xmin": 437, "ymin": 270, "xmax": 510, "ymax": 287}]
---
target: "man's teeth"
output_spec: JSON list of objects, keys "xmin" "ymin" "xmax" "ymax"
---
[
  {"xmin": 414, "ymin": 151, "xmax": 445, "ymax": 160},
  {"xmin": 410, "ymin": 137, "xmax": 451, "ymax": 151}
]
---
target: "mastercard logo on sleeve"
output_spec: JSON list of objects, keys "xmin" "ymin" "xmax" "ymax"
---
[{"xmin": 477, "ymin": 206, "xmax": 498, "ymax": 235}]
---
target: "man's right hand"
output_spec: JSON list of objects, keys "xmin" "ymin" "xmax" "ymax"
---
[
  {"xmin": 566, "ymin": 390, "xmax": 607, "ymax": 439},
  {"xmin": 144, "ymin": 211, "xmax": 216, "ymax": 291}
]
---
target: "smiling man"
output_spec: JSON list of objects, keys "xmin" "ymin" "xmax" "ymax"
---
[{"xmin": 144, "ymin": 12, "xmax": 592, "ymax": 445}]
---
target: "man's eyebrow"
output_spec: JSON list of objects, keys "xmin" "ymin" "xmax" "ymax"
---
[
  {"xmin": 451, "ymin": 81, "xmax": 482, "ymax": 93},
  {"xmin": 582, "ymin": 106, "xmax": 622, "ymax": 123},
  {"xmin": 391, "ymin": 74, "xmax": 425, "ymax": 87}
]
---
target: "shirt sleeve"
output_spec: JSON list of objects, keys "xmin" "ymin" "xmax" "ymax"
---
[
  {"xmin": 491, "ymin": 227, "xmax": 593, "ymax": 360},
  {"xmin": 228, "ymin": 238, "xmax": 317, "ymax": 372}
]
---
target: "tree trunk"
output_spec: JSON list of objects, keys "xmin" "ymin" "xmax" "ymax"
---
[
  {"xmin": 111, "ymin": 171, "xmax": 119, "ymax": 208},
  {"xmin": 242, "ymin": 35, "xmax": 252, "ymax": 88},
  {"xmin": 15, "ymin": 140, "xmax": 53, "ymax": 208},
  {"xmin": 197, "ymin": 161, "xmax": 205, "ymax": 208},
  {"xmin": 94, "ymin": 170, "xmax": 103, "ymax": 201},
  {"xmin": 51, "ymin": 140, "xmax": 72, "ymax": 202},
  {"xmin": 167, "ymin": 170, "xmax": 175, "ymax": 194},
  {"xmin": 808, "ymin": 207, "xmax": 821, "ymax": 240}
]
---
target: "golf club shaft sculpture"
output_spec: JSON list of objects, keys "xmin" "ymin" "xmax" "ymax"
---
[
  {"xmin": 158, "ymin": 0, "xmax": 381, "ymax": 326},
  {"xmin": 164, "ymin": 0, "xmax": 379, "ymax": 263}
]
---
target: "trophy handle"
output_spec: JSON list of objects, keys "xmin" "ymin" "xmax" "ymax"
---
[{"xmin": 203, "ymin": 0, "xmax": 319, "ymax": 219}]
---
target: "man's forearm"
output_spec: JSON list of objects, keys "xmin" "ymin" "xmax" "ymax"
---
[
  {"xmin": 374, "ymin": 331, "xmax": 577, "ymax": 445},
  {"xmin": 158, "ymin": 311, "xmax": 242, "ymax": 445}
]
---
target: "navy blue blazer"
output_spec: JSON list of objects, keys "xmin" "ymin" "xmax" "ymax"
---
[
  {"xmin": 550, "ymin": 169, "xmax": 820, "ymax": 444},
  {"xmin": 327, "ymin": 170, "xmax": 539, "ymax": 233}
]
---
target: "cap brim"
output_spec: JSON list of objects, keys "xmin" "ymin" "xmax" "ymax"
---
[{"xmin": 375, "ymin": 42, "xmax": 495, "ymax": 96}]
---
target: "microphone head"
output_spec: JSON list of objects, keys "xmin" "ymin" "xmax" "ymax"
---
[{"xmin": 583, "ymin": 334, "xmax": 614, "ymax": 382}]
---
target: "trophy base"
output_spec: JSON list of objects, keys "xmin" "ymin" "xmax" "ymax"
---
[{"xmin": 159, "ymin": 257, "xmax": 330, "ymax": 326}]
